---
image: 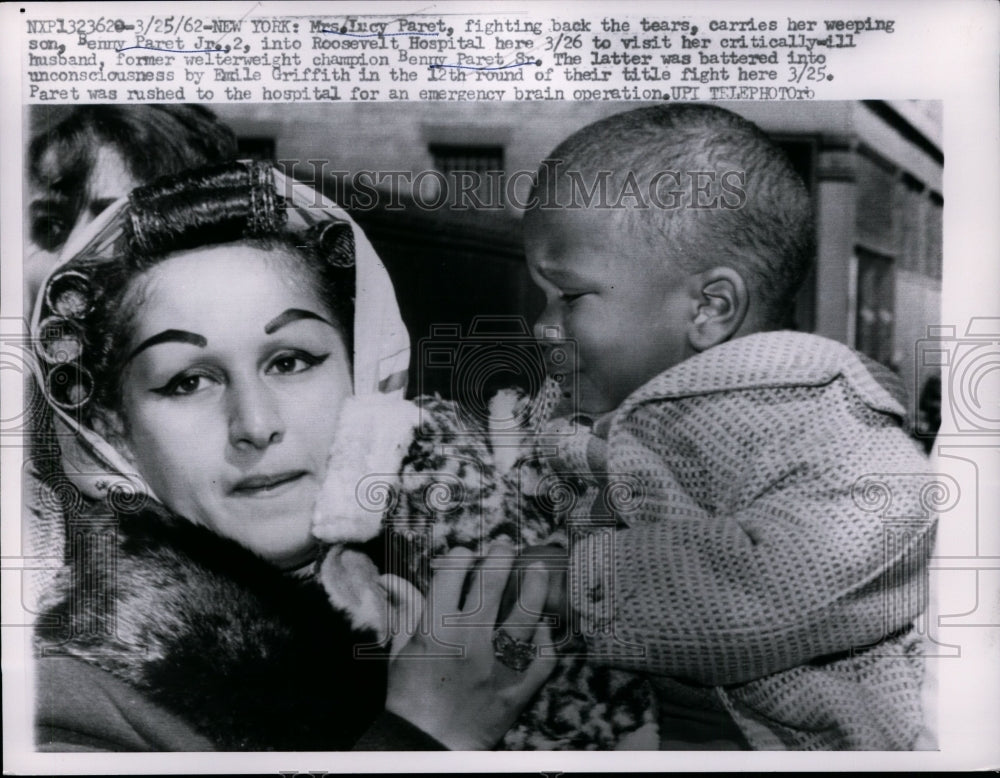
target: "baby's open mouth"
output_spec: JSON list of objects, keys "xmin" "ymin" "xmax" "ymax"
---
[{"xmin": 231, "ymin": 471, "xmax": 308, "ymax": 495}]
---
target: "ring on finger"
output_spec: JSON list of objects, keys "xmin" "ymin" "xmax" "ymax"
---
[{"xmin": 491, "ymin": 627, "xmax": 536, "ymax": 672}]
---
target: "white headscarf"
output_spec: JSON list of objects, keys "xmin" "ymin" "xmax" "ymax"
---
[{"xmin": 29, "ymin": 164, "xmax": 410, "ymax": 506}]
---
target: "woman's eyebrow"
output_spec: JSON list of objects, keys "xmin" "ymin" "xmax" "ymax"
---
[
  {"xmin": 264, "ymin": 308, "xmax": 335, "ymax": 334},
  {"xmin": 29, "ymin": 195, "xmax": 72, "ymax": 218},
  {"xmin": 126, "ymin": 330, "xmax": 207, "ymax": 363},
  {"xmin": 30, "ymin": 195, "xmax": 66, "ymax": 210}
]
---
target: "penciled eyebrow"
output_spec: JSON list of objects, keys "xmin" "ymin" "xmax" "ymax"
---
[
  {"xmin": 126, "ymin": 330, "xmax": 208, "ymax": 363},
  {"xmin": 263, "ymin": 308, "xmax": 336, "ymax": 334},
  {"xmin": 29, "ymin": 196, "xmax": 69, "ymax": 214},
  {"xmin": 124, "ymin": 310, "xmax": 335, "ymax": 363}
]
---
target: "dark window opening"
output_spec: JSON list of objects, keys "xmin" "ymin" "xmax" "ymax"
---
[
  {"xmin": 236, "ymin": 136, "xmax": 276, "ymax": 162},
  {"xmin": 430, "ymin": 144, "xmax": 505, "ymax": 205},
  {"xmin": 855, "ymin": 246, "xmax": 896, "ymax": 367},
  {"xmin": 773, "ymin": 137, "xmax": 819, "ymax": 333}
]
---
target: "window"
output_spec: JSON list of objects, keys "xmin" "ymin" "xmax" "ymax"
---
[
  {"xmin": 855, "ymin": 247, "xmax": 895, "ymax": 367},
  {"xmin": 430, "ymin": 144, "xmax": 504, "ymax": 206},
  {"xmin": 236, "ymin": 136, "xmax": 276, "ymax": 161},
  {"xmin": 773, "ymin": 137, "xmax": 818, "ymax": 332}
]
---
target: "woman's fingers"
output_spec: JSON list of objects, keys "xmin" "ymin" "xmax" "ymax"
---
[
  {"xmin": 385, "ymin": 541, "xmax": 560, "ymax": 749},
  {"xmin": 500, "ymin": 561, "xmax": 551, "ymax": 644},
  {"xmin": 380, "ymin": 573, "xmax": 424, "ymax": 658},
  {"xmin": 521, "ymin": 619, "xmax": 558, "ymax": 686},
  {"xmin": 457, "ymin": 540, "xmax": 515, "ymax": 618},
  {"xmin": 432, "ymin": 546, "xmax": 475, "ymax": 606},
  {"xmin": 427, "ymin": 542, "xmax": 558, "ymax": 662}
]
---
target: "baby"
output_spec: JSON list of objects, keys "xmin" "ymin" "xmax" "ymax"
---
[{"xmin": 524, "ymin": 104, "xmax": 935, "ymax": 750}]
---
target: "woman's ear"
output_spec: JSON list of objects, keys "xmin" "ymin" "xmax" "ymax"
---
[{"xmin": 687, "ymin": 266, "xmax": 749, "ymax": 352}]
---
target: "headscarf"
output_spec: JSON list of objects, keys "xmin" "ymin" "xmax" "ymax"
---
[{"xmin": 28, "ymin": 164, "xmax": 410, "ymax": 507}]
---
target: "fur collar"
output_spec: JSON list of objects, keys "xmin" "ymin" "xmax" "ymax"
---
[{"xmin": 36, "ymin": 502, "xmax": 386, "ymax": 751}]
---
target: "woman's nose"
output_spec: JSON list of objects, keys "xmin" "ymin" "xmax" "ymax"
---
[{"xmin": 228, "ymin": 378, "xmax": 285, "ymax": 450}]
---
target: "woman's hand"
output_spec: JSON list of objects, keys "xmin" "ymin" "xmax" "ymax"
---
[
  {"xmin": 500, "ymin": 544, "xmax": 569, "ymax": 646},
  {"xmin": 384, "ymin": 541, "xmax": 558, "ymax": 750}
]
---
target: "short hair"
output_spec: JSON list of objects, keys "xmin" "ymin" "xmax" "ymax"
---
[
  {"xmin": 29, "ymin": 104, "xmax": 238, "ymax": 188},
  {"xmin": 534, "ymin": 104, "xmax": 815, "ymax": 328},
  {"xmin": 28, "ymin": 105, "xmax": 238, "ymax": 251}
]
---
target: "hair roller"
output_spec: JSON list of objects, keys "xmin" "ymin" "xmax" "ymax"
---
[
  {"xmin": 37, "ymin": 316, "xmax": 85, "ymax": 365},
  {"xmin": 307, "ymin": 219, "xmax": 356, "ymax": 269},
  {"xmin": 46, "ymin": 362, "xmax": 94, "ymax": 409},
  {"xmin": 246, "ymin": 160, "xmax": 281, "ymax": 236},
  {"xmin": 124, "ymin": 161, "xmax": 286, "ymax": 260},
  {"xmin": 125, "ymin": 194, "xmax": 153, "ymax": 259},
  {"xmin": 45, "ymin": 270, "xmax": 94, "ymax": 319}
]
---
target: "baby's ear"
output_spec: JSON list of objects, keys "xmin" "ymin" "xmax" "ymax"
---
[{"xmin": 687, "ymin": 266, "xmax": 749, "ymax": 352}]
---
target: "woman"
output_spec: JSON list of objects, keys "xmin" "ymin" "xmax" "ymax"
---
[
  {"xmin": 26, "ymin": 104, "xmax": 238, "ymax": 305},
  {"xmin": 31, "ymin": 161, "xmax": 556, "ymax": 751},
  {"xmin": 24, "ymin": 105, "xmax": 238, "ymax": 615}
]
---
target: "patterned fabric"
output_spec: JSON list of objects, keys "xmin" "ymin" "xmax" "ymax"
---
[
  {"xmin": 554, "ymin": 330, "xmax": 936, "ymax": 750},
  {"xmin": 314, "ymin": 387, "xmax": 659, "ymax": 750}
]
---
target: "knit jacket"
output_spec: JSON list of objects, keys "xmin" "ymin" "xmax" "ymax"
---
[
  {"xmin": 555, "ymin": 331, "xmax": 936, "ymax": 750},
  {"xmin": 33, "ymin": 500, "xmax": 424, "ymax": 751}
]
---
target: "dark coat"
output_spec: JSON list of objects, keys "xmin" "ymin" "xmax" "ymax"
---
[{"xmin": 35, "ymin": 501, "xmax": 394, "ymax": 751}]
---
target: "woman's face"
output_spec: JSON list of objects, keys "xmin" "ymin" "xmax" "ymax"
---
[
  {"xmin": 114, "ymin": 244, "xmax": 352, "ymax": 569},
  {"xmin": 26, "ymin": 146, "xmax": 138, "ymax": 307}
]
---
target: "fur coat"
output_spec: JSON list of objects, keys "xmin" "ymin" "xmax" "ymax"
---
[{"xmin": 35, "ymin": 500, "xmax": 386, "ymax": 751}]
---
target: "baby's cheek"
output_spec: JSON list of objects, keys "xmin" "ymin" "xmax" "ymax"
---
[{"xmin": 576, "ymin": 328, "xmax": 617, "ymax": 375}]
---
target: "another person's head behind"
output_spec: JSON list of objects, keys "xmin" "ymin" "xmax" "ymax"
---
[
  {"xmin": 916, "ymin": 372, "xmax": 941, "ymax": 454},
  {"xmin": 525, "ymin": 104, "xmax": 814, "ymax": 415},
  {"xmin": 36, "ymin": 162, "xmax": 356, "ymax": 569},
  {"xmin": 26, "ymin": 105, "xmax": 237, "ymax": 306}
]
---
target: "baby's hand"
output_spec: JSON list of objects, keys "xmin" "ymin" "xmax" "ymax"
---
[{"xmin": 530, "ymin": 416, "xmax": 609, "ymax": 480}]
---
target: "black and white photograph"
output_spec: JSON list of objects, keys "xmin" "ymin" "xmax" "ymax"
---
[{"xmin": 2, "ymin": 1, "xmax": 998, "ymax": 774}]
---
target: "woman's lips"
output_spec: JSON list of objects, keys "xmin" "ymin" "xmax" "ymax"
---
[{"xmin": 231, "ymin": 470, "xmax": 308, "ymax": 497}]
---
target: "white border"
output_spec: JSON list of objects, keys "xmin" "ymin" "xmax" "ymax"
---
[{"xmin": 3, "ymin": 0, "xmax": 999, "ymax": 773}]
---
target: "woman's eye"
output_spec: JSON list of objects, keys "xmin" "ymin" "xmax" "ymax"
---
[
  {"xmin": 151, "ymin": 372, "xmax": 216, "ymax": 397},
  {"xmin": 30, "ymin": 214, "xmax": 71, "ymax": 253},
  {"xmin": 29, "ymin": 197, "xmax": 78, "ymax": 253},
  {"xmin": 174, "ymin": 376, "xmax": 203, "ymax": 395},
  {"xmin": 559, "ymin": 291, "xmax": 588, "ymax": 304},
  {"xmin": 267, "ymin": 352, "xmax": 329, "ymax": 376}
]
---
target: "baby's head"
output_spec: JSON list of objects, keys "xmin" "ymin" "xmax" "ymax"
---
[{"xmin": 524, "ymin": 104, "xmax": 814, "ymax": 415}]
